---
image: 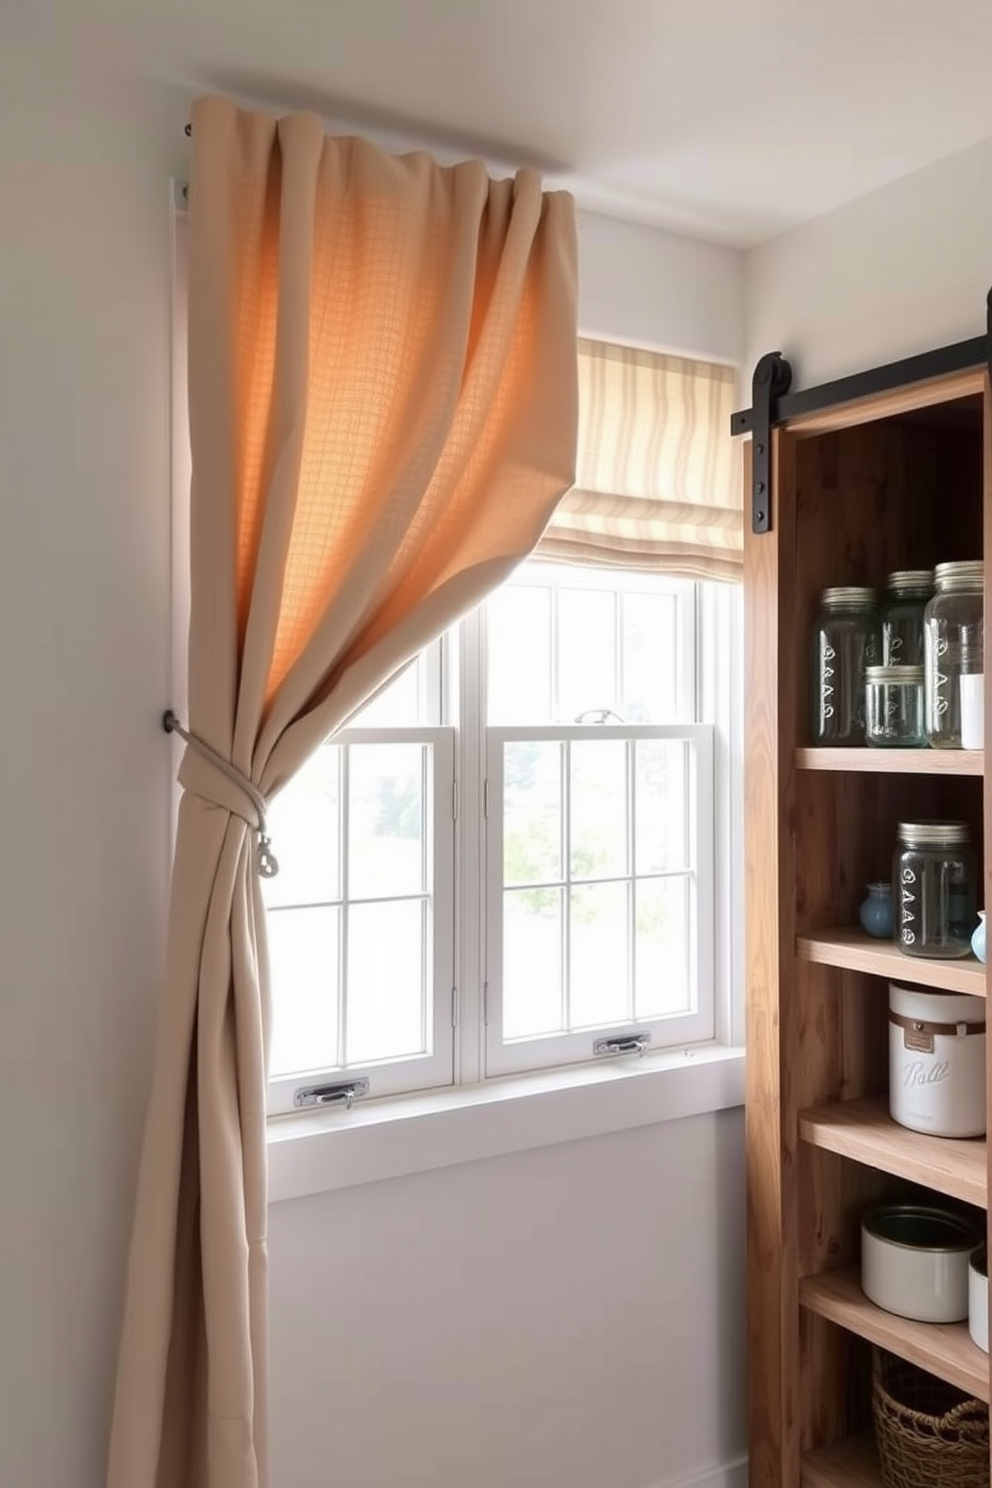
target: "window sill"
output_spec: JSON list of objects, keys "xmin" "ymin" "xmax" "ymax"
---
[{"xmin": 267, "ymin": 1042, "xmax": 745, "ymax": 1202}]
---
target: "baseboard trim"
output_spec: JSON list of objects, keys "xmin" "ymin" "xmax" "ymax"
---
[{"xmin": 655, "ymin": 1455, "xmax": 748, "ymax": 1488}]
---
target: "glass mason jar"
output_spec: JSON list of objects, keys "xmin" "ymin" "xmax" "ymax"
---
[
  {"xmin": 881, "ymin": 569, "xmax": 932, "ymax": 666},
  {"xmin": 809, "ymin": 586, "xmax": 879, "ymax": 745},
  {"xmin": 894, "ymin": 821, "xmax": 977, "ymax": 959},
  {"xmin": 960, "ymin": 634, "xmax": 985, "ymax": 751},
  {"xmin": 924, "ymin": 560, "xmax": 984, "ymax": 748},
  {"xmin": 865, "ymin": 664, "xmax": 925, "ymax": 747}
]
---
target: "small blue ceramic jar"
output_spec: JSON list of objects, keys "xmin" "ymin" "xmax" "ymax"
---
[{"xmin": 859, "ymin": 881, "xmax": 894, "ymax": 939}]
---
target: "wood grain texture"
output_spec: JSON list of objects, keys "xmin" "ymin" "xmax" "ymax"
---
[
  {"xmin": 785, "ymin": 369, "xmax": 985, "ymax": 437},
  {"xmin": 746, "ymin": 382, "xmax": 991, "ymax": 1482},
  {"xmin": 796, "ymin": 748, "xmax": 983, "ymax": 775},
  {"xmin": 795, "ymin": 930, "xmax": 987, "ymax": 995},
  {"xmin": 745, "ymin": 429, "xmax": 801, "ymax": 1488},
  {"xmin": 799, "ymin": 1267, "xmax": 990, "ymax": 1401},
  {"xmin": 801, "ymin": 1433, "xmax": 881, "ymax": 1488},
  {"xmin": 799, "ymin": 1097, "xmax": 988, "ymax": 1208}
]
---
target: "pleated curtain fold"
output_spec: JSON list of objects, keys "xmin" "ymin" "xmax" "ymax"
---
[
  {"xmin": 538, "ymin": 337, "xmax": 741, "ymax": 581},
  {"xmin": 107, "ymin": 95, "xmax": 578, "ymax": 1488}
]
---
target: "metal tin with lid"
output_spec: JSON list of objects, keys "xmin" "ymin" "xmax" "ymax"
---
[
  {"xmin": 861, "ymin": 1200, "xmax": 983, "ymax": 1321},
  {"xmin": 894, "ymin": 820, "xmax": 976, "ymax": 958},
  {"xmin": 865, "ymin": 664, "xmax": 925, "ymax": 746}
]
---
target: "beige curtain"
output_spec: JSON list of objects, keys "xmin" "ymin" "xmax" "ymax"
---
[
  {"xmin": 538, "ymin": 337, "xmax": 741, "ymax": 580},
  {"xmin": 107, "ymin": 96, "xmax": 577, "ymax": 1488}
]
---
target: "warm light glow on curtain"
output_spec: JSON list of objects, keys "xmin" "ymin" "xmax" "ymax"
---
[
  {"xmin": 107, "ymin": 96, "xmax": 578, "ymax": 1488},
  {"xmin": 538, "ymin": 338, "xmax": 741, "ymax": 580}
]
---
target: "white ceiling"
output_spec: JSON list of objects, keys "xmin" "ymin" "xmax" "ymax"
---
[{"xmin": 6, "ymin": 0, "xmax": 992, "ymax": 245}]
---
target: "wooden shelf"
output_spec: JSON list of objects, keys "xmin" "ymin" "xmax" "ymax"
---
[
  {"xmin": 796, "ymin": 747, "xmax": 984, "ymax": 775},
  {"xmin": 798, "ymin": 1097, "xmax": 987, "ymax": 1208},
  {"xmin": 796, "ymin": 929, "xmax": 987, "ymax": 996},
  {"xmin": 799, "ymin": 1267, "xmax": 989, "ymax": 1402},
  {"xmin": 801, "ymin": 1433, "xmax": 880, "ymax": 1488}
]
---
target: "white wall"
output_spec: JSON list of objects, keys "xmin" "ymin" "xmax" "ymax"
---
[
  {"xmin": 577, "ymin": 210, "xmax": 742, "ymax": 365},
  {"xmin": 0, "ymin": 43, "xmax": 746, "ymax": 1488},
  {"xmin": 0, "ymin": 46, "xmax": 186, "ymax": 1488},
  {"xmin": 270, "ymin": 1115, "xmax": 746, "ymax": 1488},
  {"xmin": 745, "ymin": 134, "xmax": 992, "ymax": 386}
]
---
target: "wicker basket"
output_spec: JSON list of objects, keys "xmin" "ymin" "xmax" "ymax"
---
[{"xmin": 872, "ymin": 1349, "xmax": 990, "ymax": 1488}]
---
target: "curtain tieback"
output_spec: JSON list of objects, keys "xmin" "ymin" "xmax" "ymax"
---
[{"xmin": 163, "ymin": 711, "xmax": 279, "ymax": 878}]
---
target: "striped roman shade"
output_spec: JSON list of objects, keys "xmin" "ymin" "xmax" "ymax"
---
[{"xmin": 538, "ymin": 338, "xmax": 742, "ymax": 581}]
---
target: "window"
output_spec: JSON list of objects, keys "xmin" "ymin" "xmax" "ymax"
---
[
  {"xmin": 264, "ymin": 563, "xmax": 734, "ymax": 1110},
  {"xmin": 170, "ymin": 203, "xmax": 742, "ymax": 1118}
]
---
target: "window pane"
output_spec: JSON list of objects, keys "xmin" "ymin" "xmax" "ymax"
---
[
  {"xmin": 503, "ymin": 741, "xmax": 562, "ymax": 886},
  {"xmin": 262, "ymin": 745, "xmax": 340, "ymax": 910},
  {"xmin": 348, "ymin": 743, "xmax": 427, "ymax": 900},
  {"xmin": 635, "ymin": 876, "xmax": 691, "ymax": 1019},
  {"xmin": 345, "ymin": 899, "xmax": 427, "ymax": 1064},
  {"xmin": 634, "ymin": 739, "xmax": 689, "ymax": 874},
  {"xmin": 622, "ymin": 593, "xmax": 679, "ymax": 723},
  {"xmin": 568, "ymin": 880, "xmax": 630, "ymax": 1029},
  {"xmin": 488, "ymin": 585, "xmax": 552, "ymax": 724},
  {"xmin": 503, "ymin": 887, "xmax": 563, "ymax": 1039},
  {"xmin": 268, "ymin": 906, "xmax": 339, "ymax": 1077},
  {"xmin": 350, "ymin": 658, "xmax": 422, "ymax": 727},
  {"xmin": 569, "ymin": 739, "xmax": 628, "ymax": 880},
  {"xmin": 558, "ymin": 589, "xmax": 616, "ymax": 723}
]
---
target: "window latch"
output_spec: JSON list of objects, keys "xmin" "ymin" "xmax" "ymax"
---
[
  {"xmin": 574, "ymin": 708, "xmax": 625, "ymax": 725},
  {"xmin": 293, "ymin": 1078, "xmax": 370, "ymax": 1110},
  {"xmin": 593, "ymin": 1031, "xmax": 650, "ymax": 1059}
]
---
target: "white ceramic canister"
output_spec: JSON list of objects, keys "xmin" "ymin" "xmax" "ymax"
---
[
  {"xmin": 862, "ymin": 1202, "xmax": 981, "ymax": 1321},
  {"xmin": 969, "ymin": 1249, "xmax": 989, "ymax": 1353},
  {"xmin": 889, "ymin": 983, "xmax": 987, "ymax": 1138},
  {"xmin": 862, "ymin": 1203, "xmax": 981, "ymax": 1323}
]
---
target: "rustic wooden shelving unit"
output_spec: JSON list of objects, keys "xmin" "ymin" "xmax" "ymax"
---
[
  {"xmin": 743, "ymin": 353, "xmax": 992, "ymax": 1485},
  {"xmin": 801, "ymin": 1433, "xmax": 881, "ymax": 1488}
]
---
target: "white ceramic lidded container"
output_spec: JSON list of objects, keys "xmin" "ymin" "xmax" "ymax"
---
[
  {"xmin": 969, "ymin": 1249, "xmax": 989, "ymax": 1353},
  {"xmin": 862, "ymin": 1204, "xmax": 981, "ymax": 1322},
  {"xmin": 889, "ymin": 983, "xmax": 987, "ymax": 1137}
]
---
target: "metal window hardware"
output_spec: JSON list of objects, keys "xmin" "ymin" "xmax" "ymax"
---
[
  {"xmin": 293, "ymin": 1078, "xmax": 370, "ymax": 1110},
  {"xmin": 574, "ymin": 708, "xmax": 626, "ymax": 724},
  {"xmin": 593, "ymin": 1031, "xmax": 650, "ymax": 1058}
]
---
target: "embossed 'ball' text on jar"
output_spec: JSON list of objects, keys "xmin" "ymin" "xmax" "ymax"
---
[{"xmin": 893, "ymin": 820, "xmax": 977, "ymax": 960}]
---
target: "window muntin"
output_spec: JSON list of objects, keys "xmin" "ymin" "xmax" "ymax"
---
[
  {"xmin": 483, "ymin": 724, "xmax": 713, "ymax": 1077},
  {"xmin": 263, "ymin": 567, "xmax": 720, "ymax": 1106},
  {"xmin": 265, "ymin": 727, "xmax": 455, "ymax": 1113}
]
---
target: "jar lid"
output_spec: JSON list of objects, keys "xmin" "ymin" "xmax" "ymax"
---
[
  {"xmin": 885, "ymin": 569, "xmax": 933, "ymax": 594},
  {"xmin": 934, "ymin": 560, "xmax": 984, "ymax": 591},
  {"xmin": 897, "ymin": 819, "xmax": 972, "ymax": 846},
  {"xmin": 820, "ymin": 585, "xmax": 876, "ymax": 608},
  {"xmin": 866, "ymin": 665, "xmax": 924, "ymax": 683}
]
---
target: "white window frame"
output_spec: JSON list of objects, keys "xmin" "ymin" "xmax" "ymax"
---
[
  {"xmin": 483, "ymin": 722, "xmax": 714, "ymax": 1077},
  {"xmin": 482, "ymin": 562, "xmax": 698, "ymax": 726},
  {"xmin": 266, "ymin": 726, "xmax": 456, "ymax": 1114},
  {"xmin": 171, "ymin": 189, "xmax": 743, "ymax": 1188}
]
